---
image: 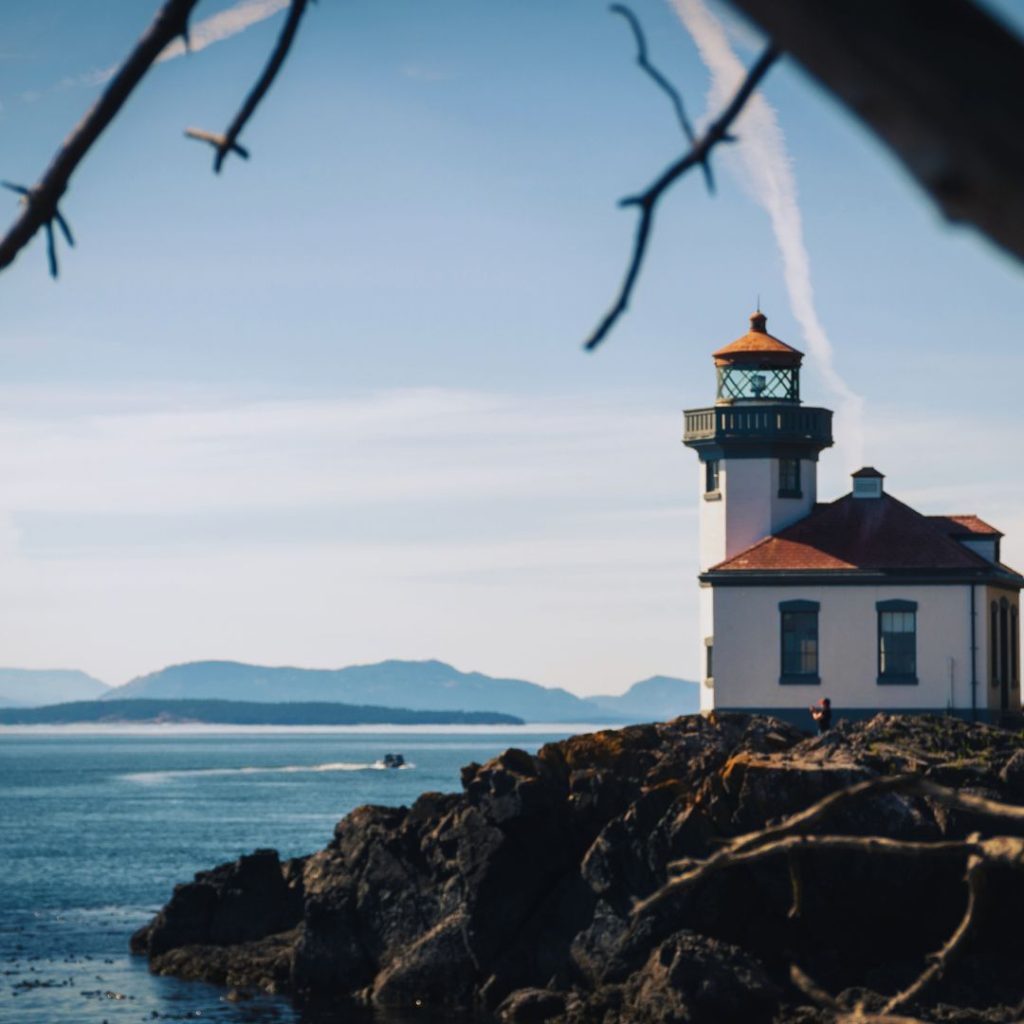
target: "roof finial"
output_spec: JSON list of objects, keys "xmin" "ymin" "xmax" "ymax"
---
[
  {"xmin": 756, "ymin": 293, "xmax": 760, "ymax": 312},
  {"xmin": 749, "ymin": 307, "xmax": 767, "ymax": 333}
]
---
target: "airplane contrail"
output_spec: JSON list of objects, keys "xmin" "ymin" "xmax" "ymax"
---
[
  {"xmin": 82, "ymin": 0, "xmax": 289, "ymax": 87},
  {"xmin": 671, "ymin": 0, "xmax": 865, "ymax": 472}
]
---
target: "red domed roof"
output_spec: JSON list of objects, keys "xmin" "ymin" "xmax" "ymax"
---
[{"xmin": 713, "ymin": 312, "xmax": 803, "ymax": 367}]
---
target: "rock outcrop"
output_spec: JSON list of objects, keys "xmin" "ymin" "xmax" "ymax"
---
[{"xmin": 132, "ymin": 714, "xmax": 1024, "ymax": 1021}]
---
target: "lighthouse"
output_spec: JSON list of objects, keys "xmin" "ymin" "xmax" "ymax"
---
[
  {"xmin": 683, "ymin": 311, "xmax": 834, "ymax": 569},
  {"xmin": 683, "ymin": 311, "xmax": 834, "ymax": 712},
  {"xmin": 680, "ymin": 312, "xmax": 1021, "ymax": 722}
]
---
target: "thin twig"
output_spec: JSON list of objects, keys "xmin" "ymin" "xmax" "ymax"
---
[
  {"xmin": 790, "ymin": 964, "xmax": 840, "ymax": 1011},
  {"xmin": 786, "ymin": 849, "xmax": 803, "ymax": 918},
  {"xmin": 187, "ymin": 0, "xmax": 310, "ymax": 172},
  {"xmin": 881, "ymin": 849, "xmax": 985, "ymax": 1015},
  {"xmin": 638, "ymin": 773, "xmax": 1024, "ymax": 915},
  {"xmin": 0, "ymin": 0, "xmax": 199, "ymax": 277},
  {"xmin": 183, "ymin": 128, "xmax": 250, "ymax": 161},
  {"xmin": 583, "ymin": 44, "xmax": 778, "ymax": 350},
  {"xmin": 654, "ymin": 833, "xmax": 976, "ymax": 910},
  {"xmin": 610, "ymin": 4, "xmax": 713, "ymax": 192},
  {"xmin": 791, "ymin": 965, "xmax": 934, "ymax": 1023}
]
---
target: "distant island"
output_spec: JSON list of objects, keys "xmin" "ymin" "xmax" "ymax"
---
[
  {"xmin": 0, "ymin": 668, "xmax": 109, "ymax": 707},
  {"xmin": 0, "ymin": 699, "xmax": 523, "ymax": 727},
  {"xmin": 0, "ymin": 659, "xmax": 700, "ymax": 724}
]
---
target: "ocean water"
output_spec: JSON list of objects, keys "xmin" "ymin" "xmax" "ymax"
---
[{"xmin": 0, "ymin": 724, "xmax": 591, "ymax": 1023}]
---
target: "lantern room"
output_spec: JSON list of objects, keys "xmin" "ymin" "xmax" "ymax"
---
[{"xmin": 713, "ymin": 311, "xmax": 802, "ymax": 404}]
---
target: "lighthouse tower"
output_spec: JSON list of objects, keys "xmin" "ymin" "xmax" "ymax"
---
[{"xmin": 683, "ymin": 312, "xmax": 834, "ymax": 707}]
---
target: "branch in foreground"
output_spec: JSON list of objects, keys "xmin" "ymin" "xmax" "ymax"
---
[
  {"xmin": 0, "ymin": 0, "xmax": 200, "ymax": 278},
  {"xmin": 634, "ymin": 774, "xmax": 1024, "ymax": 1019},
  {"xmin": 610, "ymin": 4, "xmax": 712, "ymax": 193},
  {"xmin": 186, "ymin": 0, "xmax": 310, "ymax": 173},
  {"xmin": 720, "ymin": 0, "xmax": 1024, "ymax": 265},
  {"xmin": 583, "ymin": 44, "xmax": 778, "ymax": 351}
]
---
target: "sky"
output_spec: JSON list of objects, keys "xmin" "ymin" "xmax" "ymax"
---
[{"xmin": 0, "ymin": 0, "xmax": 1021, "ymax": 693}]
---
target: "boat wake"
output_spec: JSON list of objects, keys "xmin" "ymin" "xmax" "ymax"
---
[{"xmin": 121, "ymin": 761, "xmax": 413, "ymax": 784}]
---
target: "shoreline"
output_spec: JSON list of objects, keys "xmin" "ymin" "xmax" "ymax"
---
[{"xmin": 0, "ymin": 720, "xmax": 610, "ymax": 737}]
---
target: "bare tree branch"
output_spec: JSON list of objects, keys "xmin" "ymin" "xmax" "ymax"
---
[
  {"xmin": 720, "ymin": 0, "xmax": 1024, "ymax": 264},
  {"xmin": 186, "ymin": 0, "xmax": 310, "ymax": 173},
  {"xmin": 657, "ymin": 832, "xmax": 977, "ymax": 909},
  {"xmin": 183, "ymin": 128, "xmax": 249, "ymax": 162},
  {"xmin": 0, "ymin": 0, "xmax": 200, "ymax": 277},
  {"xmin": 640, "ymin": 774, "xmax": 1024, "ymax": 914},
  {"xmin": 881, "ymin": 849, "xmax": 986, "ymax": 1015},
  {"xmin": 635, "ymin": 775, "xmax": 1024, "ymax": 1022},
  {"xmin": 610, "ymin": 4, "xmax": 713, "ymax": 192},
  {"xmin": 583, "ymin": 44, "xmax": 778, "ymax": 351}
]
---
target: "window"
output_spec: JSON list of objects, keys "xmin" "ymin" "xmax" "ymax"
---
[
  {"xmin": 853, "ymin": 476, "xmax": 883, "ymax": 499},
  {"xmin": 1013, "ymin": 608, "xmax": 1019, "ymax": 689},
  {"xmin": 1000, "ymin": 598, "xmax": 1010, "ymax": 690},
  {"xmin": 704, "ymin": 637, "xmax": 714, "ymax": 681},
  {"xmin": 991, "ymin": 601, "xmax": 999, "ymax": 688},
  {"xmin": 778, "ymin": 458, "xmax": 801, "ymax": 497},
  {"xmin": 780, "ymin": 600, "xmax": 819, "ymax": 684},
  {"xmin": 704, "ymin": 459, "xmax": 720, "ymax": 496},
  {"xmin": 877, "ymin": 600, "xmax": 917, "ymax": 683}
]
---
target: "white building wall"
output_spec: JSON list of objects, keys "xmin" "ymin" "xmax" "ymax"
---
[
  {"xmin": 698, "ymin": 457, "xmax": 818, "ymax": 571},
  {"xmin": 769, "ymin": 457, "xmax": 817, "ymax": 534},
  {"xmin": 980, "ymin": 585, "xmax": 1021, "ymax": 712},
  {"xmin": 698, "ymin": 479, "xmax": 726, "ymax": 572},
  {"xmin": 720, "ymin": 459, "xmax": 773, "ymax": 560},
  {"xmin": 712, "ymin": 583, "xmax": 980, "ymax": 712},
  {"xmin": 699, "ymin": 584, "xmax": 715, "ymax": 713}
]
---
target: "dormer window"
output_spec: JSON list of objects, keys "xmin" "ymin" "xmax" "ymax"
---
[{"xmin": 852, "ymin": 467, "xmax": 884, "ymax": 499}]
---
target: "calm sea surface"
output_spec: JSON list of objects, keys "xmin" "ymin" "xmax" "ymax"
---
[{"xmin": 0, "ymin": 724, "xmax": 592, "ymax": 1024}]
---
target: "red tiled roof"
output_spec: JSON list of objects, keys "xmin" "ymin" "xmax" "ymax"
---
[
  {"xmin": 928, "ymin": 514, "xmax": 1003, "ymax": 538},
  {"xmin": 711, "ymin": 493, "xmax": 999, "ymax": 573}
]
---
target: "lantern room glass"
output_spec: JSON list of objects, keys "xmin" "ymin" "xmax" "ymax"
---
[{"xmin": 717, "ymin": 365, "xmax": 799, "ymax": 402}]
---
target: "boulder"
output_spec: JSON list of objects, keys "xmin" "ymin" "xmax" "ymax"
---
[{"xmin": 130, "ymin": 848, "xmax": 305, "ymax": 957}]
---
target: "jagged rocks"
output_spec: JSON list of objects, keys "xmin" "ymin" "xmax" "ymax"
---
[
  {"xmin": 130, "ymin": 848, "xmax": 305, "ymax": 957},
  {"xmin": 132, "ymin": 713, "xmax": 1024, "ymax": 1022}
]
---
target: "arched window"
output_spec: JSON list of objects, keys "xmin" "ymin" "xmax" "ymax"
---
[
  {"xmin": 1012, "ymin": 607, "xmax": 1019, "ymax": 689},
  {"xmin": 991, "ymin": 601, "xmax": 999, "ymax": 687},
  {"xmin": 1000, "ymin": 598, "xmax": 1010, "ymax": 691}
]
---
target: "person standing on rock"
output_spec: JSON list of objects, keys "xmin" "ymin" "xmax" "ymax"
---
[{"xmin": 810, "ymin": 697, "xmax": 832, "ymax": 734}]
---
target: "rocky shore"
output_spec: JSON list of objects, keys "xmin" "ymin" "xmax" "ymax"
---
[{"xmin": 131, "ymin": 713, "xmax": 1024, "ymax": 1022}]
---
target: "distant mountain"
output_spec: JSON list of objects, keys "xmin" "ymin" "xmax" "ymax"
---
[
  {"xmin": 105, "ymin": 660, "xmax": 613, "ymax": 723},
  {"xmin": 0, "ymin": 669, "xmax": 109, "ymax": 708},
  {"xmin": 0, "ymin": 699, "xmax": 522, "ymax": 727},
  {"xmin": 586, "ymin": 676, "xmax": 700, "ymax": 723}
]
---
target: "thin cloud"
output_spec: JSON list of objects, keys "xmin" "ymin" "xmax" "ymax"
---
[
  {"xmin": 401, "ymin": 64, "xmax": 456, "ymax": 83},
  {"xmin": 670, "ymin": 0, "xmax": 866, "ymax": 473},
  {"xmin": 157, "ymin": 0, "xmax": 290, "ymax": 64},
  {"xmin": 0, "ymin": 385, "xmax": 691, "ymax": 691},
  {"xmin": 87, "ymin": 0, "xmax": 289, "ymax": 86}
]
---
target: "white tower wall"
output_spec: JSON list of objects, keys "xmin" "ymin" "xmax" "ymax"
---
[
  {"xmin": 698, "ymin": 457, "xmax": 818, "ymax": 571},
  {"xmin": 696, "ymin": 454, "xmax": 818, "ymax": 713}
]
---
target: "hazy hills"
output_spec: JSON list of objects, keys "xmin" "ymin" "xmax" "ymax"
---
[
  {"xmin": 104, "ymin": 660, "xmax": 699, "ymax": 723},
  {"xmin": 0, "ymin": 669, "xmax": 110, "ymax": 708},
  {"xmin": 0, "ymin": 660, "xmax": 699, "ymax": 723},
  {"xmin": 586, "ymin": 675, "xmax": 701, "ymax": 721}
]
